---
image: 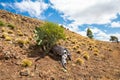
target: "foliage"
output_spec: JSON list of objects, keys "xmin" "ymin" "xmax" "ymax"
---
[
  {"xmin": 21, "ymin": 59, "xmax": 32, "ymax": 67},
  {"xmin": 86, "ymin": 28, "xmax": 93, "ymax": 39},
  {"xmin": 34, "ymin": 21, "xmax": 66, "ymax": 52},
  {"xmin": 0, "ymin": 21, "xmax": 4, "ymax": 26},
  {"xmin": 110, "ymin": 36, "xmax": 119, "ymax": 43}
]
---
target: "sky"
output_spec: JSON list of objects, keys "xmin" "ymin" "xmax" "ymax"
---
[{"xmin": 0, "ymin": 0, "xmax": 120, "ymax": 41}]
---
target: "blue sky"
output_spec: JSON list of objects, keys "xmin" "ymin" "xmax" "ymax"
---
[{"xmin": 0, "ymin": 0, "xmax": 120, "ymax": 41}]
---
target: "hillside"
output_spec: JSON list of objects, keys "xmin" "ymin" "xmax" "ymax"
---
[{"xmin": 0, "ymin": 10, "xmax": 120, "ymax": 80}]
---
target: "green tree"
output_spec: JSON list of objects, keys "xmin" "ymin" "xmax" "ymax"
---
[
  {"xmin": 34, "ymin": 21, "xmax": 66, "ymax": 53},
  {"xmin": 87, "ymin": 28, "xmax": 93, "ymax": 39},
  {"xmin": 110, "ymin": 36, "xmax": 119, "ymax": 43}
]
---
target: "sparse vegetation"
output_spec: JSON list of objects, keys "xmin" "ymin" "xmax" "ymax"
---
[
  {"xmin": 34, "ymin": 21, "xmax": 66, "ymax": 52},
  {"xmin": 21, "ymin": 59, "xmax": 32, "ymax": 67},
  {"xmin": 0, "ymin": 10, "xmax": 120, "ymax": 80}
]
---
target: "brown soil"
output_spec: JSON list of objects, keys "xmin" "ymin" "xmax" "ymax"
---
[{"xmin": 0, "ymin": 10, "xmax": 120, "ymax": 80}]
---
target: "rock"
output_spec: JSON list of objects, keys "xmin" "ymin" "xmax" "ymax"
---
[{"xmin": 20, "ymin": 69, "xmax": 30, "ymax": 76}]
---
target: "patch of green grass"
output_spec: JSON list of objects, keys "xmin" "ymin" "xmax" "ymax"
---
[{"xmin": 0, "ymin": 21, "xmax": 4, "ymax": 26}]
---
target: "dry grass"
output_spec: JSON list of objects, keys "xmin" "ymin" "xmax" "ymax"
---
[
  {"xmin": 83, "ymin": 51, "xmax": 90, "ymax": 60},
  {"xmin": 76, "ymin": 58, "xmax": 84, "ymax": 65},
  {"xmin": 17, "ymin": 30, "xmax": 23, "ymax": 36},
  {"xmin": 5, "ymin": 36, "xmax": 12, "ymax": 41},
  {"xmin": 7, "ymin": 30, "xmax": 14, "ymax": 34},
  {"xmin": 76, "ymin": 49, "xmax": 82, "ymax": 54},
  {"xmin": 15, "ymin": 38, "xmax": 29, "ymax": 44},
  {"xmin": 1, "ymin": 27, "xmax": 6, "ymax": 32},
  {"xmin": 21, "ymin": 59, "xmax": 32, "ymax": 67}
]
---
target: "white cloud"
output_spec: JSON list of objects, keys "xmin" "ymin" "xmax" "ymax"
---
[
  {"xmin": 0, "ymin": 3, "xmax": 7, "ymax": 7},
  {"xmin": 0, "ymin": 0, "xmax": 49, "ymax": 19},
  {"xmin": 50, "ymin": 0, "xmax": 120, "ymax": 41},
  {"xmin": 50, "ymin": 0, "xmax": 120, "ymax": 26},
  {"xmin": 111, "ymin": 21, "xmax": 120, "ymax": 28},
  {"xmin": 14, "ymin": 0, "xmax": 49, "ymax": 19},
  {"xmin": 87, "ymin": 27, "xmax": 120, "ymax": 41}
]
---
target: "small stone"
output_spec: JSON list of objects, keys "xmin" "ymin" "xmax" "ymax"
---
[{"xmin": 20, "ymin": 69, "xmax": 30, "ymax": 76}]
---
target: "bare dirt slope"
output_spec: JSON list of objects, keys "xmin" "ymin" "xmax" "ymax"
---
[{"xmin": 0, "ymin": 10, "xmax": 120, "ymax": 80}]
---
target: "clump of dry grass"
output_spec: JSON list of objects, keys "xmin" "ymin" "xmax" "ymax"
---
[
  {"xmin": 5, "ymin": 36, "xmax": 12, "ymax": 41},
  {"xmin": 7, "ymin": 30, "xmax": 14, "ymax": 34},
  {"xmin": 15, "ymin": 38, "xmax": 29, "ymax": 45},
  {"xmin": 108, "ymin": 48, "xmax": 112, "ymax": 51},
  {"xmin": 17, "ymin": 30, "xmax": 23, "ymax": 36},
  {"xmin": 93, "ymin": 48, "xmax": 99, "ymax": 52},
  {"xmin": 1, "ymin": 27, "xmax": 6, "ymax": 32},
  {"xmin": 93, "ymin": 48, "xmax": 99, "ymax": 56},
  {"xmin": 76, "ymin": 58, "xmax": 84, "ymax": 65},
  {"xmin": 2, "ymin": 32, "xmax": 12, "ymax": 41},
  {"xmin": 83, "ymin": 51, "xmax": 90, "ymax": 60},
  {"xmin": 71, "ymin": 39, "xmax": 77, "ymax": 44},
  {"xmin": 21, "ymin": 59, "xmax": 32, "ymax": 67},
  {"xmin": 76, "ymin": 49, "xmax": 82, "ymax": 54}
]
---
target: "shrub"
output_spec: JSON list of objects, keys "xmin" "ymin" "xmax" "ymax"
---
[
  {"xmin": 86, "ymin": 28, "xmax": 93, "ymax": 39},
  {"xmin": 76, "ymin": 58, "xmax": 84, "ymax": 65},
  {"xmin": 0, "ymin": 21, "xmax": 4, "ymax": 26},
  {"xmin": 21, "ymin": 59, "xmax": 32, "ymax": 67},
  {"xmin": 110, "ymin": 36, "xmax": 119, "ymax": 43},
  {"xmin": 34, "ymin": 21, "xmax": 66, "ymax": 52},
  {"xmin": 7, "ymin": 24, "xmax": 15, "ymax": 29}
]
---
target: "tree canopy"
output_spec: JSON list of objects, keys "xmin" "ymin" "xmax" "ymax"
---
[
  {"xmin": 110, "ymin": 36, "xmax": 119, "ymax": 43},
  {"xmin": 86, "ymin": 28, "xmax": 93, "ymax": 39}
]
